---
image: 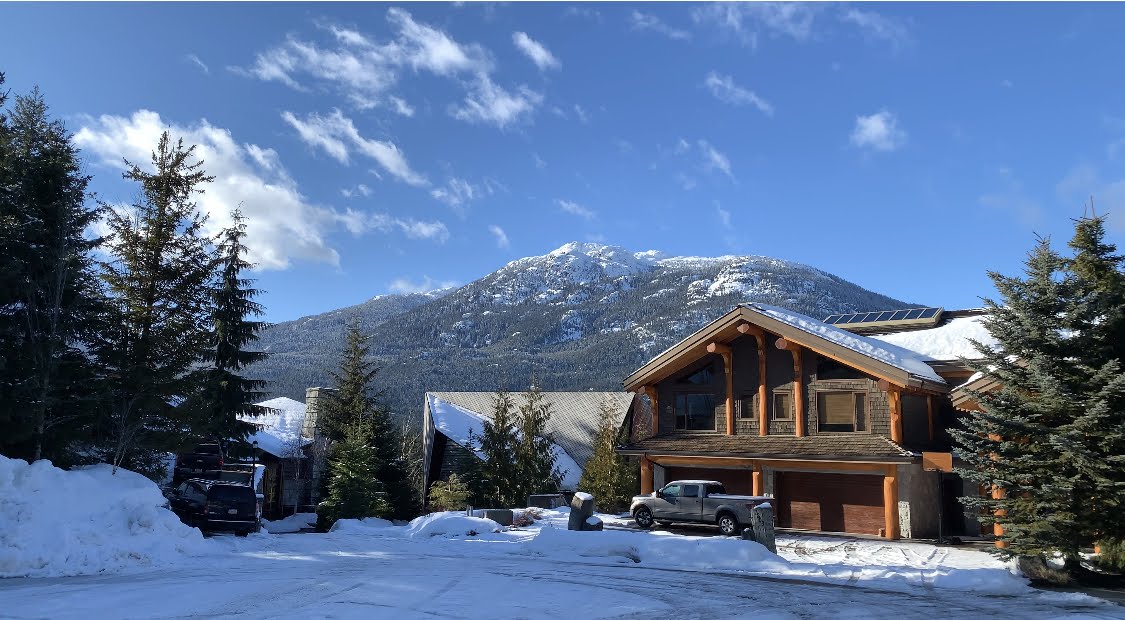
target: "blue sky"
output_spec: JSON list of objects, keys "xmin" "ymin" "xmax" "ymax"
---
[{"xmin": 3, "ymin": 3, "xmax": 1125, "ymax": 323}]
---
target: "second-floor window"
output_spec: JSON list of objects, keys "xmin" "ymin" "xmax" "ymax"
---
[
  {"xmin": 817, "ymin": 391, "xmax": 868, "ymax": 433},
  {"xmin": 674, "ymin": 393, "xmax": 716, "ymax": 431}
]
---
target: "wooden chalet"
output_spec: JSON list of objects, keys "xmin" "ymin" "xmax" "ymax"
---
[{"xmin": 617, "ymin": 303, "xmax": 993, "ymax": 540}]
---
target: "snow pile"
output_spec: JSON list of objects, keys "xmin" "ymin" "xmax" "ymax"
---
[
  {"xmin": 263, "ymin": 512, "xmax": 318, "ymax": 534},
  {"xmin": 403, "ymin": 512, "xmax": 502, "ymax": 539},
  {"xmin": 0, "ymin": 456, "xmax": 208, "ymax": 578},
  {"xmin": 329, "ymin": 517, "xmax": 394, "ymax": 533},
  {"xmin": 871, "ymin": 316, "xmax": 998, "ymax": 361}
]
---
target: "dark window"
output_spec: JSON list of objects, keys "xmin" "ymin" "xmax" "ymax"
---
[
  {"xmin": 678, "ymin": 365, "xmax": 714, "ymax": 385},
  {"xmin": 674, "ymin": 393, "xmax": 716, "ymax": 431},
  {"xmin": 706, "ymin": 484, "xmax": 725, "ymax": 496},
  {"xmin": 817, "ymin": 392, "xmax": 868, "ymax": 432},
  {"xmin": 816, "ymin": 357, "xmax": 866, "ymax": 380},
  {"xmin": 682, "ymin": 485, "xmax": 700, "ymax": 498},
  {"xmin": 662, "ymin": 484, "xmax": 682, "ymax": 497},
  {"xmin": 773, "ymin": 392, "xmax": 793, "ymax": 420},
  {"xmin": 737, "ymin": 395, "xmax": 755, "ymax": 419},
  {"xmin": 209, "ymin": 486, "xmax": 255, "ymax": 502}
]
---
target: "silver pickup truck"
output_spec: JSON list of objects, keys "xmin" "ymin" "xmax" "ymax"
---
[{"xmin": 630, "ymin": 480, "xmax": 771, "ymax": 536}]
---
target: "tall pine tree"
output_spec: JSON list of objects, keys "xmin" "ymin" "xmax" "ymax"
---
[
  {"xmin": 475, "ymin": 388, "xmax": 520, "ymax": 507},
  {"xmin": 317, "ymin": 420, "xmax": 388, "ymax": 530},
  {"xmin": 0, "ymin": 87, "xmax": 105, "ymax": 463},
  {"xmin": 578, "ymin": 397, "xmax": 638, "ymax": 513},
  {"xmin": 513, "ymin": 383, "xmax": 561, "ymax": 503},
  {"xmin": 94, "ymin": 132, "xmax": 218, "ymax": 474},
  {"xmin": 193, "ymin": 209, "xmax": 270, "ymax": 444}
]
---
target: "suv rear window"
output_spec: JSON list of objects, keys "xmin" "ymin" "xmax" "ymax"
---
[
  {"xmin": 208, "ymin": 485, "xmax": 255, "ymax": 502},
  {"xmin": 195, "ymin": 444, "xmax": 222, "ymax": 455}
]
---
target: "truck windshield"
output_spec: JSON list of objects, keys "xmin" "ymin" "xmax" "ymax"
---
[{"xmin": 706, "ymin": 484, "xmax": 725, "ymax": 495}]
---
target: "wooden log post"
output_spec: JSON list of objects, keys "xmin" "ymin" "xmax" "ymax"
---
[
  {"xmin": 640, "ymin": 456, "xmax": 653, "ymax": 495},
  {"xmin": 926, "ymin": 395, "xmax": 935, "ymax": 442},
  {"xmin": 776, "ymin": 338, "xmax": 805, "ymax": 437},
  {"xmin": 883, "ymin": 467, "xmax": 900, "ymax": 540},
  {"xmin": 752, "ymin": 463, "xmax": 763, "ymax": 496},
  {"xmin": 640, "ymin": 386, "xmax": 659, "ymax": 437},
  {"xmin": 889, "ymin": 388, "xmax": 903, "ymax": 444},
  {"xmin": 707, "ymin": 342, "xmax": 734, "ymax": 436},
  {"xmin": 738, "ymin": 323, "xmax": 768, "ymax": 437}
]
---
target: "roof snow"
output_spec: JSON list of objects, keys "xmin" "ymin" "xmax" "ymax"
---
[
  {"xmin": 243, "ymin": 397, "xmax": 310, "ymax": 458},
  {"xmin": 870, "ymin": 316, "xmax": 998, "ymax": 361},
  {"xmin": 747, "ymin": 304, "xmax": 946, "ymax": 384},
  {"xmin": 426, "ymin": 394, "xmax": 584, "ymax": 489}
]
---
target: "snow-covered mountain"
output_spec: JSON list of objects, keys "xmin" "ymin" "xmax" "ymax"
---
[{"xmin": 250, "ymin": 242, "xmax": 915, "ymax": 418}]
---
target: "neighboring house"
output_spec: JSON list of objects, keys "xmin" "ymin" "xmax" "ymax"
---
[
  {"xmin": 422, "ymin": 391, "xmax": 637, "ymax": 502},
  {"xmin": 242, "ymin": 396, "xmax": 315, "ymax": 519},
  {"xmin": 617, "ymin": 303, "xmax": 995, "ymax": 540}
]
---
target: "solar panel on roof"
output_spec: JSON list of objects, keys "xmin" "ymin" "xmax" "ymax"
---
[{"xmin": 821, "ymin": 307, "xmax": 944, "ymax": 327}]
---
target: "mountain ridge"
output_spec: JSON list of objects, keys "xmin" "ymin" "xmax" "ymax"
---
[{"xmin": 249, "ymin": 242, "xmax": 918, "ymax": 420}]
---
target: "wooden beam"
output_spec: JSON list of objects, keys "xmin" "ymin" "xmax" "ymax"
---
[
  {"xmin": 883, "ymin": 468, "xmax": 900, "ymax": 540},
  {"xmin": 737, "ymin": 322, "xmax": 764, "ymax": 337},
  {"xmin": 992, "ymin": 485, "xmax": 1008, "ymax": 548},
  {"xmin": 752, "ymin": 463, "xmax": 763, "ymax": 496},
  {"xmin": 640, "ymin": 456, "xmax": 653, "ymax": 495},
  {"xmin": 643, "ymin": 386, "xmax": 660, "ymax": 436},
  {"xmin": 791, "ymin": 347, "xmax": 805, "ymax": 438},
  {"xmin": 707, "ymin": 342, "xmax": 735, "ymax": 436},
  {"xmin": 648, "ymin": 455, "xmax": 897, "ymax": 473},
  {"xmin": 888, "ymin": 388, "xmax": 903, "ymax": 444},
  {"xmin": 926, "ymin": 395, "xmax": 935, "ymax": 442},
  {"xmin": 755, "ymin": 333, "xmax": 768, "ymax": 437}
]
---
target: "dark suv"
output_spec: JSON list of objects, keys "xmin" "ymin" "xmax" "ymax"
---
[
  {"xmin": 173, "ymin": 443, "xmax": 225, "ymax": 484},
  {"xmin": 166, "ymin": 479, "xmax": 261, "ymax": 536}
]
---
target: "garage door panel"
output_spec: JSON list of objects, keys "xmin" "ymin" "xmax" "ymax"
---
[{"xmin": 776, "ymin": 471, "xmax": 884, "ymax": 535}]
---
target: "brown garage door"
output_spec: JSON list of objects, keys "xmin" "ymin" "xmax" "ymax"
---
[
  {"xmin": 663, "ymin": 467, "xmax": 753, "ymax": 495},
  {"xmin": 775, "ymin": 471, "xmax": 884, "ymax": 535}
]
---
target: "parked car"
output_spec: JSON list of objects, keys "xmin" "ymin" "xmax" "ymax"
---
[
  {"xmin": 173, "ymin": 443, "xmax": 225, "ymax": 483},
  {"xmin": 630, "ymin": 480, "xmax": 771, "ymax": 536},
  {"xmin": 165, "ymin": 478, "xmax": 261, "ymax": 536}
]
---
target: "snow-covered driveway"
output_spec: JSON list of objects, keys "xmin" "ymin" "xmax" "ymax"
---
[{"xmin": 2, "ymin": 526, "xmax": 1119, "ymax": 620}]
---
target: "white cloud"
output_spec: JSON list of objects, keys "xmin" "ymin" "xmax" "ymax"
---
[
  {"xmin": 629, "ymin": 10, "xmax": 692, "ymax": 40},
  {"xmin": 850, "ymin": 109, "xmax": 907, "ymax": 152},
  {"xmin": 239, "ymin": 8, "xmax": 543, "ymax": 128},
  {"xmin": 693, "ymin": 3, "xmax": 820, "ymax": 47},
  {"xmin": 431, "ymin": 177, "xmax": 488, "ymax": 210},
  {"xmin": 388, "ymin": 275, "xmax": 460, "ymax": 294},
  {"xmin": 556, "ymin": 199, "xmax": 596, "ymax": 220},
  {"xmin": 573, "ymin": 104, "xmax": 590, "ymax": 124},
  {"xmin": 839, "ymin": 8, "xmax": 912, "ymax": 51},
  {"xmin": 488, "ymin": 224, "xmax": 510, "ymax": 249},
  {"xmin": 341, "ymin": 183, "xmax": 372, "ymax": 198},
  {"xmin": 281, "ymin": 109, "xmax": 427, "ymax": 185},
  {"xmin": 512, "ymin": 31, "xmax": 561, "ymax": 71},
  {"xmin": 185, "ymin": 54, "xmax": 209, "ymax": 74},
  {"xmin": 73, "ymin": 110, "xmax": 447, "ymax": 270},
  {"xmin": 717, "ymin": 205, "xmax": 733, "ymax": 230},
  {"xmin": 698, "ymin": 140, "xmax": 733, "ymax": 178},
  {"xmin": 703, "ymin": 72, "xmax": 774, "ymax": 116},
  {"xmin": 532, "ymin": 152, "xmax": 547, "ymax": 169},
  {"xmin": 451, "ymin": 74, "xmax": 543, "ymax": 129}
]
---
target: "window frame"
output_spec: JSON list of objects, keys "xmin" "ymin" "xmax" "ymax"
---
[
  {"xmin": 772, "ymin": 390, "xmax": 794, "ymax": 421},
  {"xmin": 736, "ymin": 393, "xmax": 756, "ymax": 420},
  {"xmin": 672, "ymin": 391, "xmax": 718, "ymax": 432},
  {"xmin": 815, "ymin": 390, "xmax": 870, "ymax": 434}
]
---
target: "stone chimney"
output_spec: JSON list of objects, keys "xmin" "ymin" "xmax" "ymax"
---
[{"xmin": 302, "ymin": 387, "xmax": 335, "ymax": 440}]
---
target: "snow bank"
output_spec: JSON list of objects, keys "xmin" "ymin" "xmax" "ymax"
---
[
  {"xmin": 0, "ymin": 456, "xmax": 208, "ymax": 578},
  {"xmin": 403, "ymin": 512, "xmax": 502, "ymax": 538},
  {"xmin": 263, "ymin": 512, "xmax": 318, "ymax": 534},
  {"xmin": 329, "ymin": 517, "xmax": 395, "ymax": 533},
  {"xmin": 871, "ymin": 316, "xmax": 998, "ymax": 361}
]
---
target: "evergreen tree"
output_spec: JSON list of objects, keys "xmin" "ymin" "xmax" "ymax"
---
[
  {"xmin": 513, "ymin": 383, "xmax": 560, "ymax": 503},
  {"xmin": 193, "ymin": 210, "xmax": 270, "ymax": 443},
  {"xmin": 317, "ymin": 323, "xmax": 415, "ymax": 520},
  {"xmin": 578, "ymin": 397, "xmax": 638, "ymax": 513},
  {"xmin": 427, "ymin": 473, "xmax": 470, "ymax": 512},
  {"xmin": 0, "ymin": 87, "xmax": 105, "ymax": 463},
  {"xmin": 316, "ymin": 420, "xmax": 387, "ymax": 530},
  {"xmin": 1063, "ymin": 212, "xmax": 1125, "ymax": 554},
  {"xmin": 475, "ymin": 389, "xmax": 520, "ymax": 507},
  {"xmin": 93, "ymin": 132, "xmax": 218, "ymax": 474}
]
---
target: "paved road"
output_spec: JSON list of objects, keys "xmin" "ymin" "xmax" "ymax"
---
[{"xmin": 2, "ymin": 532, "xmax": 1120, "ymax": 620}]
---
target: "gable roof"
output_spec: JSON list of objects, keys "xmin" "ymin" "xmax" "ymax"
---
[
  {"xmin": 619, "ymin": 433, "xmax": 916, "ymax": 462},
  {"xmin": 244, "ymin": 397, "xmax": 311, "ymax": 458},
  {"xmin": 624, "ymin": 304, "xmax": 949, "ymax": 393}
]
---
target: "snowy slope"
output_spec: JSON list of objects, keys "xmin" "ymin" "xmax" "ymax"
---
[{"xmin": 871, "ymin": 316, "xmax": 998, "ymax": 361}]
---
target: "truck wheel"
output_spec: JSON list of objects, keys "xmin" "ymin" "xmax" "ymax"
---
[
  {"xmin": 717, "ymin": 513, "xmax": 742, "ymax": 536},
  {"xmin": 633, "ymin": 506, "xmax": 655, "ymax": 529}
]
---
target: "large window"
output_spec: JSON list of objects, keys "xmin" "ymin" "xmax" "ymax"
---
[
  {"xmin": 674, "ymin": 393, "xmax": 716, "ymax": 431},
  {"xmin": 817, "ymin": 391, "xmax": 867, "ymax": 433},
  {"xmin": 772, "ymin": 391, "xmax": 793, "ymax": 421}
]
